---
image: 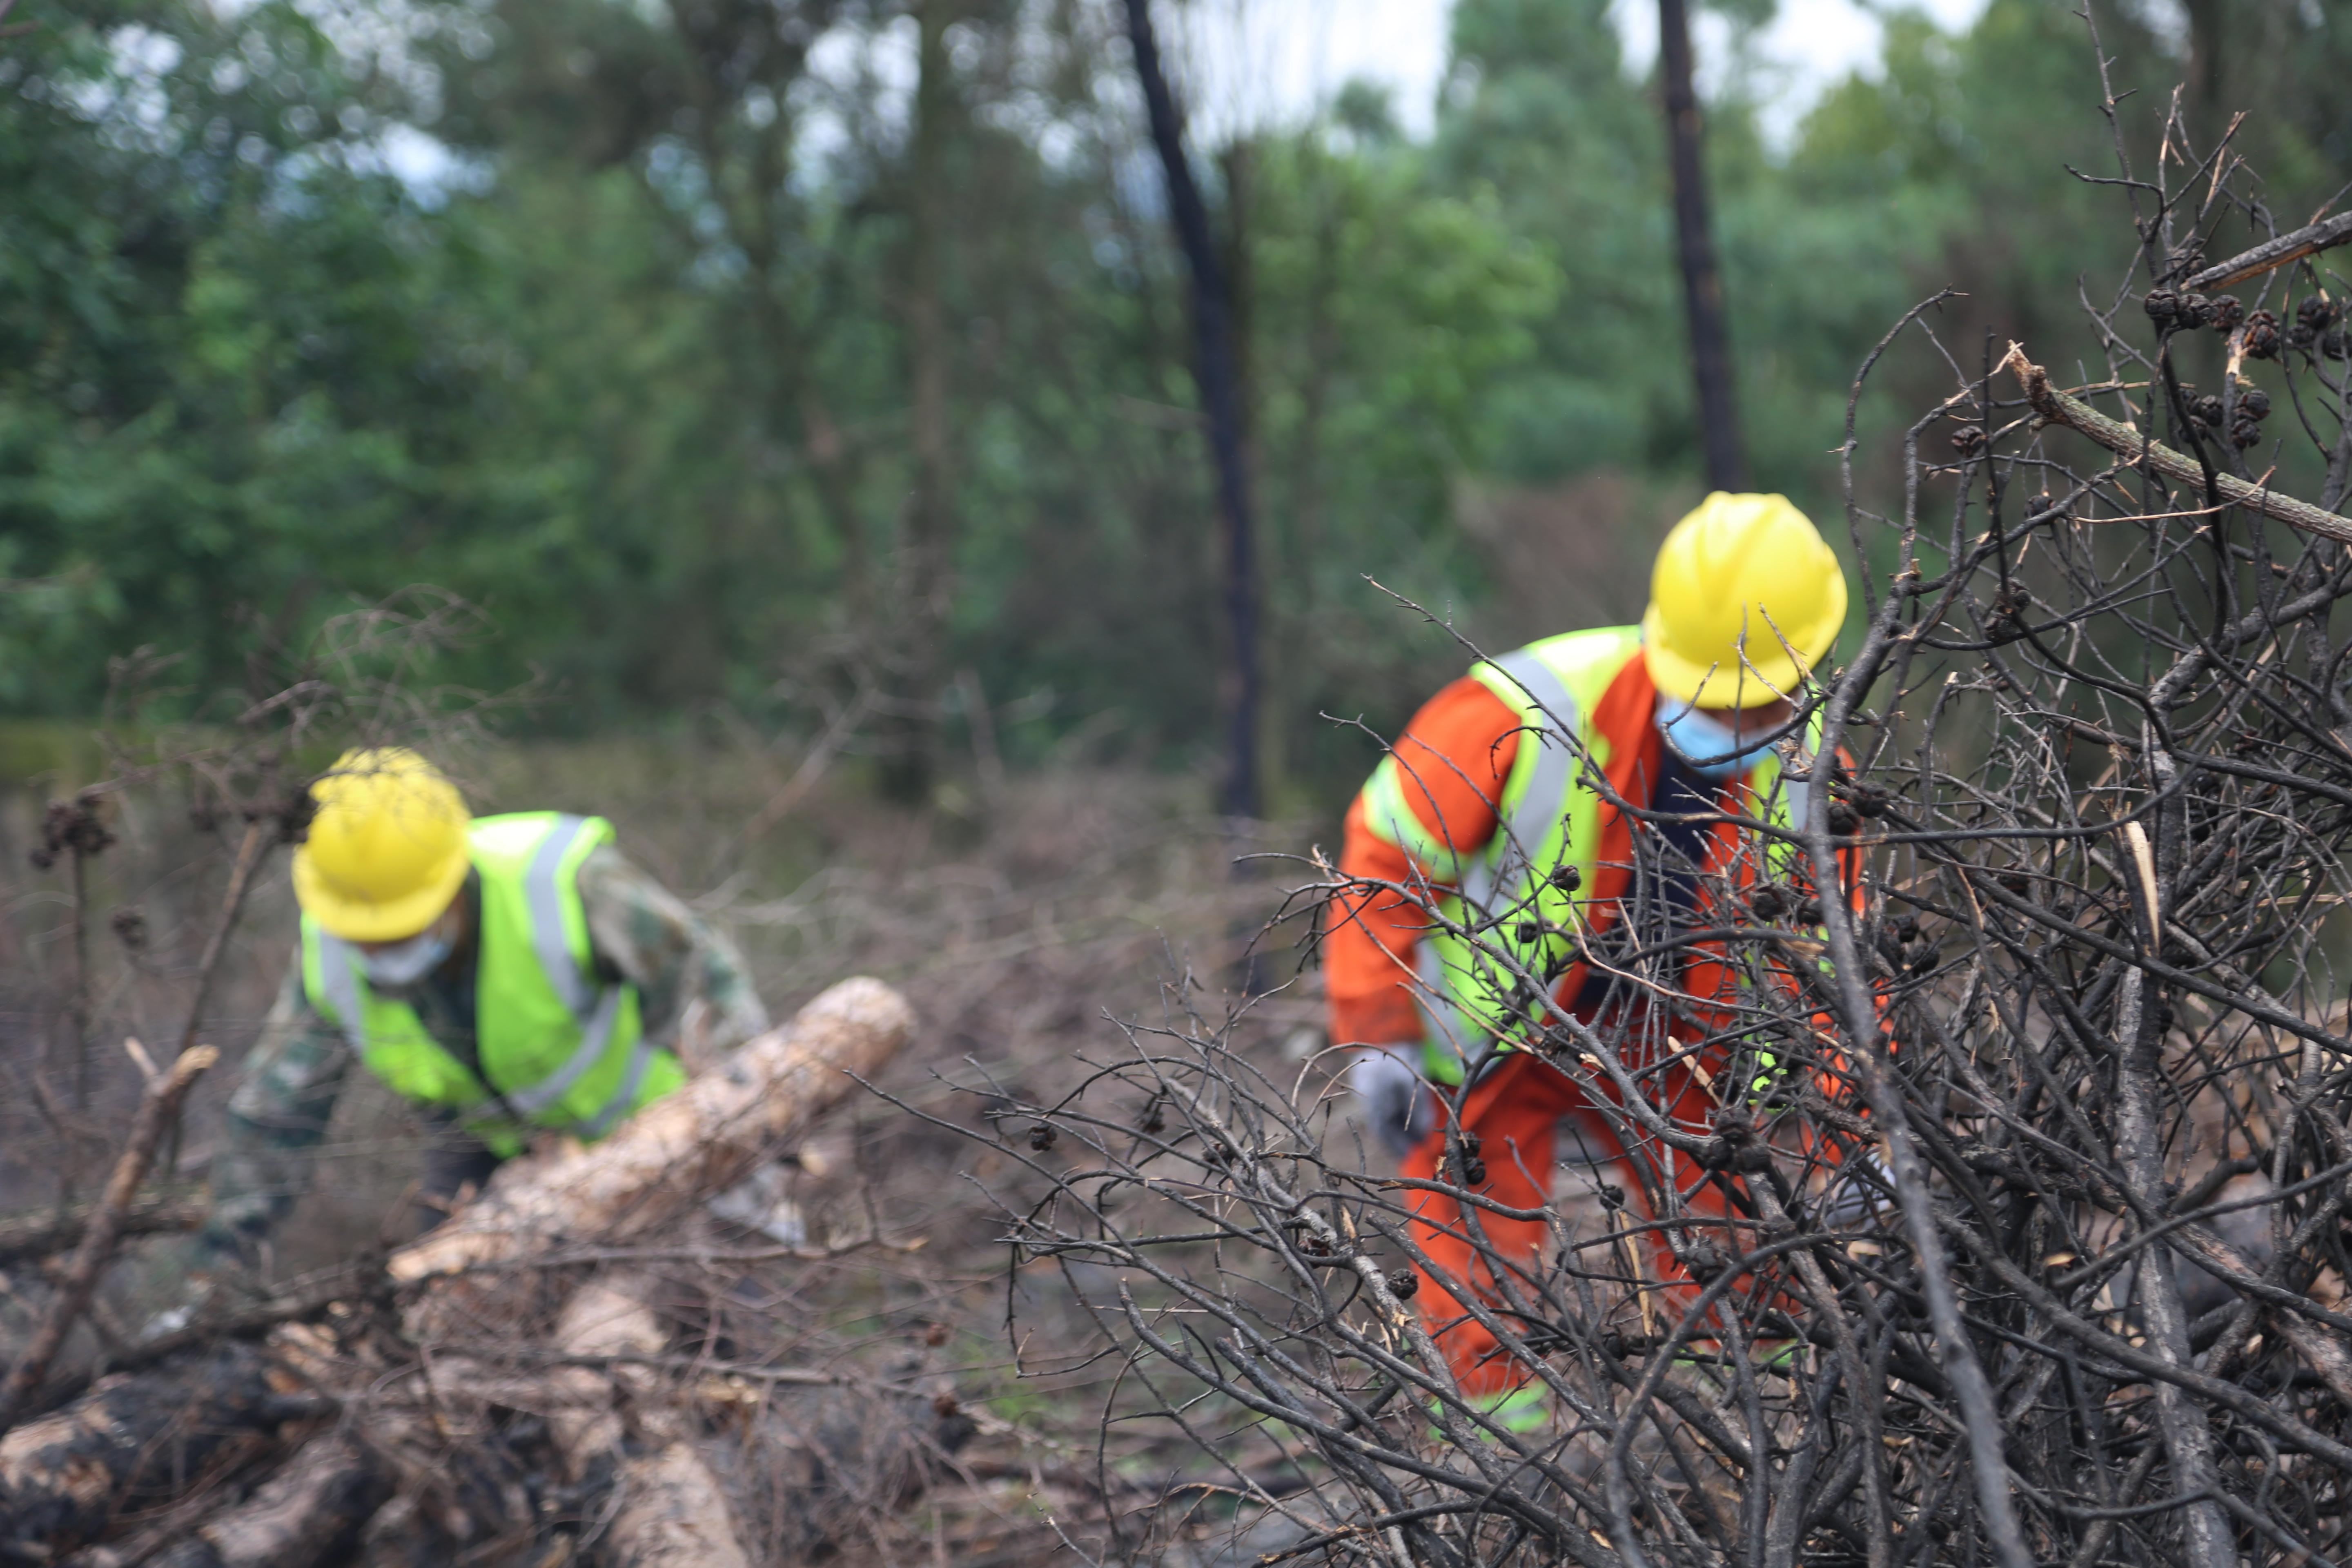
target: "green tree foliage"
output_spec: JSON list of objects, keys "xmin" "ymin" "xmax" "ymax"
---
[{"xmin": 3, "ymin": 0, "xmax": 2347, "ymax": 801}]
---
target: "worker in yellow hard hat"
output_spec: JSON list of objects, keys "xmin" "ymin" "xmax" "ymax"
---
[
  {"xmin": 185, "ymin": 748, "xmax": 773, "ymax": 1285},
  {"xmin": 1322, "ymin": 492, "xmax": 1862, "ymax": 1430}
]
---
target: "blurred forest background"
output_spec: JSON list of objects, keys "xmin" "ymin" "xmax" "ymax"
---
[
  {"xmin": 4, "ymin": 3, "xmax": 2352, "ymax": 1556},
  {"xmin": 4, "ymin": 0, "xmax": 2351, "ymax": 810}
]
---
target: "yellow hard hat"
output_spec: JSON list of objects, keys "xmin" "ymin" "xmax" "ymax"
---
[
  {"xmin": 291, "ymin": 748, "xmax": 472, "ymax": 941},
  {"xmin": 1641, "ymin": 492, "xmax": 1849, "ymax": 709}
]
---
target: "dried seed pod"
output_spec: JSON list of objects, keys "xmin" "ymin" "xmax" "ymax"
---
[
  {"xmin": 1795, "ymin": 898, "xmax": 1824, "ymax": 924},
  {"xmin": 2298, "ymin": 292, "xmax": 2341, "ymax": 332},
  {"xmin": 1549, "ymin": 864, "xmax": 1581, "ymax": 893},
  {"xmin": 1386, "ymin": 1267, "xmax": 1419, "ymax": 1300},
  {"xmin": 1826, "ymin": 802, "xmax": 1859, "ymax": 835},
  {"xmin": 1682, "ymin": 1243, "xmax": 1731, "ymax": 1283},
  {"xmin": 2178, "ymin": 292, "xmax": 2214, "ymax": 327},
  {"xmin": 2231, "ymin": 416, "xmax": 2263, "ymax": 449},
  {"xmin": 1951, "ymin": 424, "xmax": 1987, "ymax": 457},
  {"xmin": 1515, "ymin": 921, "xmax": 1541, "ymax": 945},
  {"xmin": 2238, "ymin": 384, "xmax": 2271, "ymax": 421},
  {"xmin": 2209, "ymin": 294, "xmax": 2246, "ymax": 332},
  {"xmin": 1028, "ymin": 1123, "xmax": 1058, "ymax": 1152},
  {"xmin": 2143, "ymin": 287, "xmax": 2181, "ymax": 327},
  {"xmin": 2243, "ymin": 309, "xmax": 2281, "ymax": 359},
  {"xmin": 1748, "ymin": 884, "xmax": 1785, "ymax": 919},
  {"xmin": 2192, "ymin": 393, "xmax": 2225, "ymax": 426}
]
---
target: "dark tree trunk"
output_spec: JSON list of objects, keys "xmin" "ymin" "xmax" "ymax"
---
[
  {"xmin": 2183, "ymin": 0, "xmax": 2225, "ymax": 122},
  {"xmin": 1122, "ymin": 0, "xmax": 1262, "ymax": 820},
  {"xmin": 881, "ymin": 0, "xmax": 960, "ymax": 803},
  {"xmin": 0, "ymin": 1343, "xmax": 317, "ymax": 1556},
  {"xmin": 1657, "ymin": 0, "xmax": 1748, "ymax": 492}
]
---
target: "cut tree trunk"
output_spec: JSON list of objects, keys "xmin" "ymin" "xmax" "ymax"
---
[
  {"xmin": 539, "ymin": 1272, "xmax": 750, "ymax": 1567},
  {"xmin": 393, "ymin": 976, "xmax": 917, "ymax": 1337},
  {"xmin": 0, "ymin": 1343, "xmax": 323, "ymax": 1558},
  {"xmin": 1, "ymin": 977, "xmax": 917, "ymax": 1566},
  {"xmin": 142, "ymin": 1431, "xmax": 389, "ymax": 1568}
]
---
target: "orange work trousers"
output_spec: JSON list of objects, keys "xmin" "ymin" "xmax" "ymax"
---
[{"xmin": 1400, "ymin": 1049, "xmax": 1747, "ymax": 1398}]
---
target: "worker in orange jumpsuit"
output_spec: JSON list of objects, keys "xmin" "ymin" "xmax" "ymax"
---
[{"xmin": 1325, "ymin": 493, "xmax": 1863, "ymax": 1427}]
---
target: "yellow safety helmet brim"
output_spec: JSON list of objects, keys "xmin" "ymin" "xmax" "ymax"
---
[
  {"xmin": 1641, "ymin": 492, "xmax": 1849, "ymax": 709},
  {"xmin": 291, "ymin": 748, "xmax": 473, "ymax": 942}
]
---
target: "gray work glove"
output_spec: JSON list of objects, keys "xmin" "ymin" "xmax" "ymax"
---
[
  {"xmin": 1819, "ymin": 1151, "xmax": 1893, "ymax": 1227},
  {"xmin": 1350, "ymin": 1044, "xmax": 1438, "ymax": 1158},
  {"xmin": 134, "ymin": 1234, "xmax": 269, "ymax": 1343}
]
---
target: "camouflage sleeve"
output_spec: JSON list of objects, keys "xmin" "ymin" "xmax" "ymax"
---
[
  {"xmin": 199, "ymin": 957, "xmax": 354, "ymax": 1271},
  {"xmin": 577, "ymin": 843, "xmax": 769, "ymax": 1071}
]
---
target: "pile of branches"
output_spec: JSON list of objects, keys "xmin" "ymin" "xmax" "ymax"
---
[
  {"xmin": 922, "ymin": 82, "xmax": 2352, "ymax": 1568},
  {"xmin": 0, "ymin": 979, "xmax": 954, "ymax": 1568}
]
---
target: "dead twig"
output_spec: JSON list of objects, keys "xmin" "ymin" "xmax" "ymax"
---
[
  {"xmin": 0, "ymin": 1192, "xmax": 205, "ymax": 1269},
  {"xmin": 0, "ymin": 1042, "xmax": 220, "ymax": 1434},
  {"xmin": 2185, "ymin": 209, "xmax": 2352, "ymax": 291},
  {"xmin": 2003, "ymin": 342, "xmax": 2352, "ymax": 542}
]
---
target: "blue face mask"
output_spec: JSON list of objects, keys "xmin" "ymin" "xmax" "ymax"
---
[
  {"xmin": 358, "ymin": 929, "xmax": 453, "ymax": 987},
  {"xmin": 1657, "ymin": 695, "xmax": 1775, "ymax": 781}
]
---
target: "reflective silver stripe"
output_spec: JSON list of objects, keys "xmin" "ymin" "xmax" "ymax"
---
[
  {"xmin": 504, "ymin": 983, "xmax": 621, "ymax": 1116},
  {"xmin": 1415, "ymin": 650, "xmax": 1587, "ymax": 1068},
  {"xmin": 525, "ymin": 815, "xmax": 594, "ymax": 1014},
  {"xmin": 499, "ymin": 815, "xmax": 636, "ymax": 1126},
  {"xmin": 1479, "ymin": 648, "xmax": 1584, "ymax": 911},
  {"xmin": 1417, "ymin": 937, "xmax": 1486, "ymax": 1072},
  {"xmin": 316, "ymin": 933, "xmax": 365, "ymax": 1046},
  {"xmin": 578, "ymin": 1035, "xmax": 655, "ymax": 1139}
]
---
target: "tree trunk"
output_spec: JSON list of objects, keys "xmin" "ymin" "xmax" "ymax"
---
[
  {"xmin": 884, "ymin": 0, "xmax": 961, "ymax": 803},
  {"xmin": 144, "ymin": 1432, "xmax": 389, "ymax": 1568},
  {"xmin": 2, "ymin": 979, "xmax": 916, "ymax": 1563},
  {"xmin": 391, "ymin": 976, "xmax": 916, "ymax": 1334},
  {"xmin": 528, "ymin": 1274, "xmax": 753, "ymax": 1568},
  {"xmin": 1122, "ymin": 0, "xmax": 1262, "ymax": 820},
  {"xmin": 2184, "ymin": 0, "xmax": 2226, "ymax": 122},
  {"xmin": 1656, "ymin": 0, "xmax": 1747, "ymax": 493},
  {"xmin": 0, "ymin": 1343, "xmax": 318, "ymax": 1557}
]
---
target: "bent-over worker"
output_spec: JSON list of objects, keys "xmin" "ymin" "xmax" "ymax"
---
[
  {"xmin": 192, "ymin": 748, "xmax": 768, "ymax": 1280},
  {"xmin": 1325, "ymin": 492, "xmax": 1869, "ymax": 1428}
]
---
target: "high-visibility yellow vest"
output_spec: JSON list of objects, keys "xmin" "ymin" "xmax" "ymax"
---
[
  {"xmin": 1357, "ymin": 628, "xmax": 1810, "ymax": 1084},
  {"xmin": 300, "ymin": 812, "xmax": 685, "ymax": 1156}
]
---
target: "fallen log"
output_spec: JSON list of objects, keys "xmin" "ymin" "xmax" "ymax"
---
[
  {"xmin": 0, "ymin": 978, "xmax": 917, "ymax": 1566},
  {"xmin": 393, "ymin": 976, "xmax": 916, "ymax": 1337},
  {"xmin": 0, "ymin": 1343, "xmax": 325, "ymax": 1558},
  {"xmin": 544, "ymin": 1275, "xmax": 750, "ymax": 1568},
  {"xmin": 143, "ymin": 1431, "xmax": 388, "ymax": 1568}
]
